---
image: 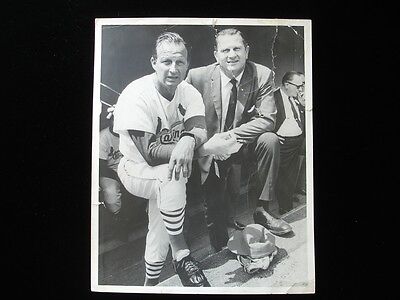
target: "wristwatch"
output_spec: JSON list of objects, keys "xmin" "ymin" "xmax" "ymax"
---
[{"xmin": 180, "ymin": 131, "xmax": 195, "ymax": 141}]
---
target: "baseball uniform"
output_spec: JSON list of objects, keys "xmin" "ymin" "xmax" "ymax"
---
[
  {"xmin": 99, "ymin": 127, "xmax": 123, "ymax": 214},
  {"xmin": 113, "ymin": 74, "xmax": 205, "ymax": 278}
]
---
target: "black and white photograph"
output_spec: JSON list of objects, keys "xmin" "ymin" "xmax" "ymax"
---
[{"xmin": 91, "ymin": 17, "xmax": 314, "ymax": 294}]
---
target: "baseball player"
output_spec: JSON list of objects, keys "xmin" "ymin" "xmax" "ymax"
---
[
  {"xmin": 113, "ymin": 32, "xmax": 236, "ymax": 287},
  {"xmin": 99, "ymin": 109, "xmax": 123, "ymax": 215}
]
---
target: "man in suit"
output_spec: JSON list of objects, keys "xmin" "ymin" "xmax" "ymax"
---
[
  {"xmin": 295, "ymin": 72, "xmax": 307, "ymax": 196},
  {"xmin": 273, "ymin": 71, "xmax": 306, "ymax": 213},
  {"xmin": 187, "ymin": 28, "xmax": 292, "ymax": 251}
]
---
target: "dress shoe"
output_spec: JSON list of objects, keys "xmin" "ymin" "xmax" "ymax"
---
[
  {"xmin": 253, "ymin": 210, "xmax": 292, "ymax": 236},
  {"xmin": 207, "ymin": 225, "xmax": 229, "ymax": 251},
  {"xmin": 227, "ymin": 219, "xmax": 246, "ymax": 230}
]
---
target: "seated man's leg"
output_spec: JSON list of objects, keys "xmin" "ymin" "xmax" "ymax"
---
[
  {"xmin": 226, "ymin": 163, "xmax": 245, "ymax": 230},
  {"xmin": 144, "ymin": 195, "xmax": 170, "ymax": 286},
  {"xmin": 295, "ymin": 137, "xmax": 306, "ymax": 195},
  {"xmin": 99, "ymin": 175, "xmax": 131, "ymax": 241},
  {"xmin": 202, "ymin": 163, "xmax": 229, "ymax": 251},
  {"xmin": 250, "ymin": 132, "xmax": 293, "ymax": 235},
  {"xmin": 99, "ymin": 176, "xmax": 122, "ymax": 215},
  {"xmin": 277, "ymin": 135, "xmax": 305, "ymax": 214},
  {"xmin": 157, "ymin": 167, "xmax": 209, "ymax": 287},
  {"xmin": 118, "ymin": 158, "xmax": 209, "ymax": 287}
]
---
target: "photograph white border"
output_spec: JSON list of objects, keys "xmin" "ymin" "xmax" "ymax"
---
[{"xmin": 91, "ymin": 17, "xmax": 314, "ymax": 294}]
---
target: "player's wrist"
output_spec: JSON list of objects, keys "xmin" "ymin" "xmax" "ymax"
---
[
  {"xmin": 180, "ymin": 131, "xmax": 195, "ymax": 140},
  {"xmin": 180, "ymin": 132, "xmax": 196, "ymax": 147}
]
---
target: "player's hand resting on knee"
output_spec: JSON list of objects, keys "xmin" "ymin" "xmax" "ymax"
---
[{"xmin": 168, "ymin": 136, "xmax": 196, "ymax": 181}]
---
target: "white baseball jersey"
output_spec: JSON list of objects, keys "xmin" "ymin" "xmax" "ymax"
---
[
  {"xmin": 99, "ymin": 127, "xmax": 122, "ymax": 173},
  {"xmin": 113, "ymin": 73, "xmax": 205, "ymax": 178}
]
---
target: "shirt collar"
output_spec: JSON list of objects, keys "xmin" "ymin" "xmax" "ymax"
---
[
  {"xmin": 280, "ymin": 88, "xmax": 300, "ymax": 106},
  {"xmin": 280, "ymin": 88, "xmax": 289, "ymax": 101},
  {"xmin": 220, "ymin": 69, "xmax": 245, "ymax": 87}
]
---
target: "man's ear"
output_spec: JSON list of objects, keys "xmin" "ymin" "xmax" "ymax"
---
[
  {"xmin": 282, "ymin": 83, "xmax": 289, "ymax": 93},
  {"xmin": 245, "ymin": 45, "xmax": 250, "ymax": 59},
  {"xmin": 213, "ymin": 50, "xmax": 219, "ymax": 62},
  {"xmin": 150, "ymin": 56, "xmax": 156, "ymax": 70}
]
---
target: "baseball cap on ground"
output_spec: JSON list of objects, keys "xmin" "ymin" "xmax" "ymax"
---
[
  {"xmin": 227, "ymin": 223, "xmax": 277, "ymax": 258},
  {"xmin": 227, "ymin": 224, "xmax": 278, "ymax": 274}
]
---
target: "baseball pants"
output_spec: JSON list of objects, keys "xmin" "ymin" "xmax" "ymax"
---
[{"xmin": 118, "ymin": 157, "xmax": 187, "ymax": 279}]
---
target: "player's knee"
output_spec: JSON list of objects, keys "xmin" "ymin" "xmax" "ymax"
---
[
  {"xmin": 102, "ymin": 184, "xmax": 122, "ymax": 201},
  {"xmin": 157, "ymin": 165, "xmax": 187, "ymax": 211},
  {"xmin": 105, "ymin": 202, "xmax": 121, "ymax": 214}
]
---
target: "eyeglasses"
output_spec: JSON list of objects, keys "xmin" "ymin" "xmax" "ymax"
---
[{"xmin": 286, "ymin": 81, "xmax": 305, "ymax": 89}]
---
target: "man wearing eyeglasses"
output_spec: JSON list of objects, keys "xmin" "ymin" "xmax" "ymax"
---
[{"xmin": 272, "ymin": 71, "xmax": 306, "ymax": 214}]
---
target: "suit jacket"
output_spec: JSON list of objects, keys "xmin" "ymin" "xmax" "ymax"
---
[
  {"xmin": 187, "ymin": 61, "xmax": 277, "ymax": 183},
  {"xmin": 274, "ymin": 88, "xmax": 305, "ymax": 135}
]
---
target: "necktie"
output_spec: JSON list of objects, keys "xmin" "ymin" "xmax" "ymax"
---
[
  {"xmin": 224, "ymin": 78, "xmax": 237, "ymax": 131},
  {"xmin": 289, "ymin": 96, "xmax": 302, "ymax": 130}
]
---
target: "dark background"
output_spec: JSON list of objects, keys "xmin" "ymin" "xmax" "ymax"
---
[
  {"xmin": 7, "ymin": 0, "xmax": 393, "ymax": 299},
  {"xmin": 99, "ymin": 25, "xmax": 304, "ymax": 130}
]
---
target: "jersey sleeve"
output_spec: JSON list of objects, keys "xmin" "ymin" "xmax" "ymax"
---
[
  {"xmin": 99, "ymin": 129, "xmax": 110, "ymax": 160},
  {"xmin": 182, "ymin": 84, "xmax": 205, "ymax": 122},
  {"xmin": 180, "ymin": 83, "xmax": 207, "ymax": 147},
  {"xmin": 113, "ymin": 88, "xmax": 156, "ymax": 135}
]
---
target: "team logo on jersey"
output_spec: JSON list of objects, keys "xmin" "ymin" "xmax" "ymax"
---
[
  {"xmin": 158, "ymin": 128, "xmax": 184, "ymax": 144},
  {"xmin": 155, "ymin": 116, "xmax": 184, "ymax": 144}
]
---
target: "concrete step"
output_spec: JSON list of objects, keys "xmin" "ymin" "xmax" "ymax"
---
[{"xmin": 157, "ymin": 204, "xmax": 314, "ymax": 294}]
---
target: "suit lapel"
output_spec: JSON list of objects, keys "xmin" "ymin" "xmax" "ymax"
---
[
  {"xmin": 275, "ymin": 89, "xmax": 286, "ymax": 131},
  {"xmin": 210, "ymin": 66, "xmax": 222, "ymax": 127},
  {"xmin": 298, "ymin": 102, "xmax": 305, "ymax": 132},
  {"xmin": 237, "ymin": 64, "xmax": 253, "ymax": 111}
]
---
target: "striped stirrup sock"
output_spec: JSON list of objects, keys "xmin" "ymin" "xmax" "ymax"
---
[
  {"xmin": 145, "ymin": 260, "xmax": 165, "ymax": 280},
  {"xmin": 160, "ymin": 206, "xmax": 185, "ymax": 235}
]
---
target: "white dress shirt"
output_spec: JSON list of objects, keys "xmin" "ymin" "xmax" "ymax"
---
[
  {"xmin": 220, "ymin": 70, "xmax": 245, "ymax": 131},
  {"xmin": 276, "ymin": 88, "xmax": 302, "ymax": 137}
]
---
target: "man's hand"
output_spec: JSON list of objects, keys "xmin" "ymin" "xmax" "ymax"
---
[
  {"xmin": 106, "ymin": 105, "xmax": 116, "ymax": 119},
  {"xmin": 217, "ymin": 131, "xmax": 234, "ymax": 140},
  {"xmin": 198, "ymin": 132, "xmax": 242, "ymax": 157},
  {"xmin": 213, "ymin": 133, "xmax": 235, "ymax": 161},
  {"xmin": 167, "ymin": 136, "xmax": 196, "ymax": 181}
]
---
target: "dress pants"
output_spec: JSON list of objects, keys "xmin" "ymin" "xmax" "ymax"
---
[
  {"xmin": 247, "ymin": 132, "xmax": 280, "ymax": 205},
  {"xmin": 202, "ymin": 162, "xmax": 230, "ymax": 251},
  {"xmin": 276, "ymin": 135, "xmax": 305, "ymax": 212},
  {"xmin": 202, "ymin": 132, "xmax": 280, "ymax": 251}
]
